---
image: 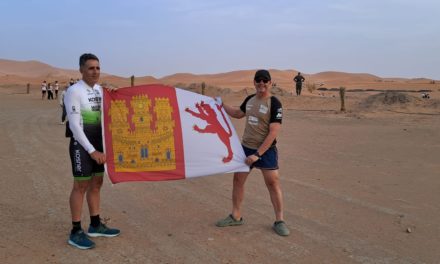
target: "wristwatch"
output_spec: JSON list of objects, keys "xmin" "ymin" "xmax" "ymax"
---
[{"xmin": 253, "ymin": 151, "xmax": 261, "ymax": 159}]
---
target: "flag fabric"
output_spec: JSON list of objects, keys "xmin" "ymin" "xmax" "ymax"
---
[{"xmin": 103, "ymin": 84, "xmax": 249, "ymax": 183}]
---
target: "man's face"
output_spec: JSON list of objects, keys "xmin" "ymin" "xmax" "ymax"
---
[
  {"xmin": 254, "ymin": 78, "xmax": 271, "ymax": 96},
  {"xmin": 80, "ymin": 59, "xmax": 100, "ymax": 86}
]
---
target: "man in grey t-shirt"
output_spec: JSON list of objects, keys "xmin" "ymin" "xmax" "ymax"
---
[{"xmin": 215, "ymin": 69, "xmax": 289, "ymax": 236}]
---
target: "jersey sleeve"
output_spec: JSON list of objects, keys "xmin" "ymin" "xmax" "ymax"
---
[
  {"xmin": 64, "ymin": 88, "xmax": 96, "ymax": 154},
  {"xmin": 239, "ymin": 94, "xmax": 255, "ymax": 113},
  {"xmin": 270, "ymin": 96, "xmax": 283, "ymax": 124}
]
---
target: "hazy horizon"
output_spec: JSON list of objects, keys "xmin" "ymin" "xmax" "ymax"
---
[{"xmin": 1, "ymin": 0, "xmax": 439, "ymax": 79}]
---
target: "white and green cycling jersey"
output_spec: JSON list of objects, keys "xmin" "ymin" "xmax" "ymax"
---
[{"xmin": 64, "ymin": 80, "xmax": 102, "ymax": 154}]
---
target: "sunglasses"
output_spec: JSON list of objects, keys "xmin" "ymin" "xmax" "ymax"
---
[{"xmin": 255, "ymin": 78, "xmax": 269, "ymax": 83}]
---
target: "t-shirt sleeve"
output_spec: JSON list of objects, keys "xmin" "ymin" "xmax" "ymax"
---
[
  {"xmin": 270, "ymin": 96, "xmax": 283, "ymax": 124},
  {"xmin": 239, "ymin": 94, "xmax": 255, "ymax": 113}
]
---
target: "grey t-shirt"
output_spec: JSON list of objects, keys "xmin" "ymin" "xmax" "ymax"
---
[{"xmin": 239, "ymin": 94, "xmax": 282, "ymax": 149}]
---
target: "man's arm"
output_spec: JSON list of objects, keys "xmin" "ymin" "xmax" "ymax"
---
[
  {"xmin": 245, "ymin": 122, "xmax": 281, "ymax": 165},
  {"xmin": 64, "ymin": 88, "xmax": 97, "ymax": 155},
  {"xmin": 222, "ymin": 103, "xmax": 245, "ymax": 119},
  {"xmin": 257, "ymin": 122, "xmax": 280, "ymax": 155}
]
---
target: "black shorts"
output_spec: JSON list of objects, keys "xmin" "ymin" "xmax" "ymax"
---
[{"xmin": 69, "ymin": 138, "xmax": 104, "ymax": 180}]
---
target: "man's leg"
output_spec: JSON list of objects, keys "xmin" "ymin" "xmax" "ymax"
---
[
  {"xmin": 86, "ymin": 175, "xmax": 120, "ymax": 237},
  {"xmin": 68, "ymin": 179, "xmax": 97, "ymax": 249},
  {"xmin": 262, "ymin": 169, "xmax": 284, "ymax": 221},
  {"xmin": 86, "ymin": 176, "xmax": 103, "ymax": 217},
  {"xmin": 263, "ymin": 169, "xmax": 290, "ymax": 236},
  {"xmin": 231, "ymin": 171, "xmax": 250, "ymax": 220},
  {"xmin": 70, "ymin": 180, "xmax": 90, "ymax": 222}
]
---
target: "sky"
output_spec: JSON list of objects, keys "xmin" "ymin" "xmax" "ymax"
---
[{"xmin": 0, "ymin": 0, "xmax": 439, "ymax": 79}]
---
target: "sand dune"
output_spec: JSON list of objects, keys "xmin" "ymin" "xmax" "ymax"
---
[
  {"xmin": 0, "ymin": 59, "xmax": 79, "ymax": 78},
  {"xmin": 1, "ymin": 59, "xmax": 439, "ymax": 92}
]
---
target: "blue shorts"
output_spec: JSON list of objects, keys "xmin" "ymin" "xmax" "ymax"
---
[{"xmin": 242, "ymin": 145, "xmax": 279, "ymax": 170}]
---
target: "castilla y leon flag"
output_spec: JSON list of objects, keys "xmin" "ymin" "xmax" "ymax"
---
[{"xmin": 102, "ymin": 84, "xmax": 249, "ymax": 184}]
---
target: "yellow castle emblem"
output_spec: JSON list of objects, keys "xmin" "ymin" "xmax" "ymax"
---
[{"xmin": 109, "ymin": 94, "xmax": 176, "ymax": 172}]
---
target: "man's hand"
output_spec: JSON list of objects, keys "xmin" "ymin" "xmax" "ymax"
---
[
  {"xmin": 90, "ymin": 151, "xmax": 106, "ymax": 164},
  {"xmin": 215, "ymin": 96, "xmax": 223, "ymax": 106},
  {"xmin": 245, "ymin": 154, "xmax": 259, "ymax": 166},
  {"xmin": 102, "ymin": 83, "xmax": 119, "ymax": 92}
]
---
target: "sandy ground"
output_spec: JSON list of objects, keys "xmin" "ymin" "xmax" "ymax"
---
[{"xmin": 1, "ymin": 86, "xmax": 440, "ymax": 264}]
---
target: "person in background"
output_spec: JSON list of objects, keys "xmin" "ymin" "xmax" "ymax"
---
[
  {"xmin": 54, "ymin": 80, "xmax": 59, "ymax": 99},
  {"xmin": 47, "ymin": 82, "xmax": 54, "ymax": 100},
  {"xmin": 293, "ymin": 72, "xmax": 305, "ymax": 96},
  {"xmin": 59, "ymin": 86, "xmax": 68, "ymax": 125},
  {"xmin": 41, "ymin": 81, "xmax": 47, "ymax": 100}
]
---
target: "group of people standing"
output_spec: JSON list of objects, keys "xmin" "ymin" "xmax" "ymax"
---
[
  {"xmin": 63, "ymin": 53, "xmax": 290, "ymax": 250},
  {"xmin": 41, "ymin": 78, "xmax": 78, "ymax": 125},
  {"xmin": 41, "ymin": 80, "xmax": 60, "ymax": 100}
]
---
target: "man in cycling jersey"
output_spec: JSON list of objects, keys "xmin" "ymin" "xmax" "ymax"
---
[{"xmin": 64, "ymin": 53, "xmax": 120, "ymax": 249}]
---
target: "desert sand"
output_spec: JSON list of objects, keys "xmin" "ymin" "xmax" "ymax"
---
[{"xmin": 1, "ymin": 61, "xmax": 440, "ymax": 263}]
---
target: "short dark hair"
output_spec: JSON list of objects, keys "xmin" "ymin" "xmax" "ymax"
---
[{"xmin": 79, "ymin": 53, "xmax": 99, "ymax": 67}]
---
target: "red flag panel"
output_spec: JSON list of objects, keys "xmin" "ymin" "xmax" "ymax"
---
[{"xmin": 103, "ymin": 84, "xmax": 185, "ymax": 183}]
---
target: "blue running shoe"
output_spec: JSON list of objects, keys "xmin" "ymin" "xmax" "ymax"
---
[
  {"xmin": 68, "ymin": 230, "xmax": 95, "ymax": 249},
  {"xmin": 87, "ymin": 223, "xmax": 120, "ymax": 238}
]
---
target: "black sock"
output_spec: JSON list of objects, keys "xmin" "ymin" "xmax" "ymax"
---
[
  {"xmin": 71, "ymin": 221, "xmax": 82, "ymax": 234},
  {"xmin": 90, "ymin": 215, "xmax": 101, "ymax": 228}
]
